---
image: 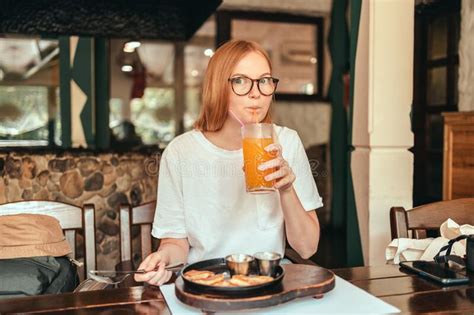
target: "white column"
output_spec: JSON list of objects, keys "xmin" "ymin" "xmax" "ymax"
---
[
  {"xmin": 459, "ymin": 0, "xmax": 474, "ymax": 112},
  {"xmin": 351, "ymin": 0, "xmax": 414, "ymax": 265}
]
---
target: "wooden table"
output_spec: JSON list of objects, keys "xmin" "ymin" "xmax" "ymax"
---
[{"xmin": 0, "ymin": 264, "xmax": 473, "ymax": 314}]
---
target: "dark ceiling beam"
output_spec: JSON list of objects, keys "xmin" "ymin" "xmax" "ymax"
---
[{"xmin": 0, "ymin": 0, "xmax": 222, "ymax": 40}]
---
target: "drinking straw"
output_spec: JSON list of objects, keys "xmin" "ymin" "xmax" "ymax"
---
[
  {"xmin": 253, "ymin": 109, "xmax": 258, "ymax": 124},
  {"xmin": 229, "ymin": 109, "xmax": 244, "ymax": 127}
]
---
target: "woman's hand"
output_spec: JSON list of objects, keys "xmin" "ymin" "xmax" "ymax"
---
[
  {"xmin": 259, "ymin": 143, "xmax": 295, "ymax": 192},
  {"xmin": 134, "ymin": 251, "xmax": 172, "ymax": 286}
]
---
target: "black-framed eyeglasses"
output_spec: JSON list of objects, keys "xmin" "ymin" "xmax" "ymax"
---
[{"xmin": 228, "ymin": 75, "xmax": 279, "ymax": 96}]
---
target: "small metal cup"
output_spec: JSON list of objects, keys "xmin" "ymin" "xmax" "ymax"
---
[
  {"xmin": 254, "ymin": 252, "xmax": 281, "ymax": 277},
  {"xmin": 225, "ymin": 254, "xmax": 255, "ymax": 276}
]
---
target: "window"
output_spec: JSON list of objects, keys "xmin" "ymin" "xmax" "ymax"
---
[
  {"xmin": 0, "ymin": 37, "xmax": 60, "ymax": 146},
  {"xmin": 184, "ymin": 34, "xmax": 215, "ymax": 131},
  {"xmin": 108, "ymin": 17, "xmax": 215, "ymax": 147},
  {"xmin": 216, "ymin": 11, "xmax": 324, "ymax": 101},
  {"xmin": 413, "ymin": 0, "xmax": 460, "ymax": 205}
]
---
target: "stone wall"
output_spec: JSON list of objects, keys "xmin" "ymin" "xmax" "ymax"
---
[
  {"xmin": 0, "ymin": 149, "xmax": 160, "ymax": 270},
  {"xmin": 0, "ymin": 144, "xmax": 329, "ymax": 268}
]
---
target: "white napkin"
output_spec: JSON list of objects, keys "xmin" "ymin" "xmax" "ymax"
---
[
  {"xmin": 386, "ymin": 218, "xmax": 474, "ymax": 264},
  {"xmin": 160, "ymin": 276, "xmax": 400, "ymax": 314}
]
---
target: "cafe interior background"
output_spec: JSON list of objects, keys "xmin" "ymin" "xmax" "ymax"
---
[{"xmin": 0, "ymin": 0, "xmax": 472, "ymax": 271}]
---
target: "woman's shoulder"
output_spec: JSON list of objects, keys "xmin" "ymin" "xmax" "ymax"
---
[
  {"xmin": 163, "ymin": 130, "xmax": 200, "ymax": 155},
  {"xmin": 273, "ymin": 124, "xmax": 304, "ymax": 157},
  {"xmin": 273, "ymin": 124, "xmax": 299, "ymax": 141}
]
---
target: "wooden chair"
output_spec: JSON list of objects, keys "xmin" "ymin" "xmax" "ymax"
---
[
  {"xmin": 119, "ymin": 201, "xmax": 316, "ymax": 265},
  {"xmin": 0, "ymin": 200, "xmax": 96, "ymax": 280},
  {"xmin": 120, "ymin": 201, "xmax": 156, "ymax": 263},
  {"xmin": 390, "ymin": 198, "xmax": 474, "ymax": 239}
]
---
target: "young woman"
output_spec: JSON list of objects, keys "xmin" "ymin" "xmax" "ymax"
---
[{"xmin": 135, "ymin": 40, "xmax": 323, "ymax": 286}]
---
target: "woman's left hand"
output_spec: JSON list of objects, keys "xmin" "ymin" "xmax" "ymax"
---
[{"xmin": 258, "ymin": 143, "xmax": 295, "ymax": 192}]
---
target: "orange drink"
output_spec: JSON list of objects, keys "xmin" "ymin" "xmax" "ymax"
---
[{"xmin": 241, "ymin": 123, "xmax": 276, "ymax": 193}]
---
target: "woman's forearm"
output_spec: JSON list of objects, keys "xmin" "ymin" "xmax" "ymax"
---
[
  {"xmin": 158, "ymin": 238, "xmax": 190, "ymax": 264},
  {"xmin": 280, "ymin": 186, "xmax": 320, "ymax": 259}
]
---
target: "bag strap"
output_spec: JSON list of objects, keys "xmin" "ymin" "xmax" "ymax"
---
[{"xmin": 433, "ymin": 234, "xmax": 469, "ymax": 265}]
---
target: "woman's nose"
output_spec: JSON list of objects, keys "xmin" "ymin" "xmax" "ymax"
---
[{"xmin": 248, "ymin": 83, "xmax": 260, "ymax": 98}]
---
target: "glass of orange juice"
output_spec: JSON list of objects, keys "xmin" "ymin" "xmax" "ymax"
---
[{"xmin": 242, "ymin": 123, "xmax": 276, "ymax": 194}]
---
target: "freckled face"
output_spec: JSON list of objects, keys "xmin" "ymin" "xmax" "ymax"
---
[{"xmin": 228, "ymin": 51, "xmax": 273, "ymax": 124}]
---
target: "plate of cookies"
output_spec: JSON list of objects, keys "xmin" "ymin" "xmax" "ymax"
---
[{"xmin": 180, "ymin": 253, "xmax": 285, "ymax": 296}]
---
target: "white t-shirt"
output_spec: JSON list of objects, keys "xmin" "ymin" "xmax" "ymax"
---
[{"xmin": 151, "ymin": 125, "xmax": 323, "ymax": 263}]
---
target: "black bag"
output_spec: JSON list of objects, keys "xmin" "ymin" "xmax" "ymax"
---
[{"xmin": 0, "ymin": 256, "xmax": 79, "ymax": 299}]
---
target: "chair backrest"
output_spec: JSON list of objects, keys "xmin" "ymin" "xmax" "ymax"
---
[
  {"xmin": 120, "ymin": 201, "xmax": 156, "ymax": 263},
  {"xmin": 119, "ymin": 201, "xmax": 318, "ymax": 266},
  {"xmin": 390, "ymin": 198, "xmax": 474, "ymax": 239},
  {"xmin": 0, "ymin": 200, "xmax": 96, "ymax": 279}
]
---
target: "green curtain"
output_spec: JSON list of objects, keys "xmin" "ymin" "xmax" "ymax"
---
[
  {"xmin": 346, "ymin": 0, "xmax": 364, "ymax": 266},
  {"xmin": 59, "ymin": 37, "xmax": 110, "ymax": 148},
  {"xmin": 95, "ymin": 38, "xmax": 110, "ymax": 149},
  {"xmin": 59, "ymin": 36, "xmax": 72, "ymax": 147},
  {"xmin": 328, "ymin": 0, "xmax": 349, "ymax": 231},
  {"xmin": 328, "ymin": 0, "xmax": 364, "ymax": 266}
]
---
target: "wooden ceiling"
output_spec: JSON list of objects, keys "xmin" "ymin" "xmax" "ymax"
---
[{"xmin": 0, "ymin": 0, "xmax": 222, "ymax": 40}]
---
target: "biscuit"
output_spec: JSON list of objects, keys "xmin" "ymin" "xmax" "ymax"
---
[
  {"xmin": 228, "ymin": 275, "xmax": 273, "ymax": 286},
  {"xmin": 194, "ymin": 274, "xmax": 225, "ymax": 285},
  {"xmin": 184, "ymin": 269, "xmax": 274, "ymax": 287},
  {"xmin": 228, "ymin": 275, "xmax": 254, "ymax": 286},
  {"xmin": 247, "ymin": 275, "xmax": 273, "ymax": 285},
  {"xmin": 184, "ymin": 270, "xmax": 215, "ymax": 281}
]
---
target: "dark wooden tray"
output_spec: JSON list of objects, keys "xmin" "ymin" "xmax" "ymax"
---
[
  {"xmin": 180, "ymin": 257, "xmax": 285, "ymax": 296},
  {"xmin": 175, "ymin": 264, "xmax": 335, "ymax": 312}
]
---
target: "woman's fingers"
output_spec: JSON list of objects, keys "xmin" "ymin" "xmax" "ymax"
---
[
  {"xmin": 258, "ymin": 157, "xmax": 285, "ymax": 171},
  {"xmin": 264, "ymin": 143, "xmax": 282, "ymax": 155},
  {"xmin": 274, "ymin": 172, "xmax": 296, "ymax": 190},
  {"xmin": 138, "ymin": 253, "xmax": 155, "ymax": 270},
  {"xmin": 148, "ymin": 263, "xmax": 172, "ymax": 286},
  {"xmin": 134, "ymin": 273, "xmax": 145, "ymax": 282},
  {"xmin": 135, "ymin": 255, "xmax": 153, "ymax": 282},
  {"xmin": 145, "ymin": 252, "xmax": 164, "ymax": 271},
  {"xmin": 134, "ymin": 267, "xmax": 158, "ymax": 282},
  {"xmin": 135, "ymin": 252, "xmax": 164, "ymax": 282},
  {"xmin": 261, "ymin": 161, "xmax": 296, "ymax": 191},
  {"xmin": 264, "ymin": 165, "xmax": 290, "ymax": 181}
]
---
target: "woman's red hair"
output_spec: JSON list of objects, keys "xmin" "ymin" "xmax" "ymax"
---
[{"xmin": 194, "ymin": 40, "xmax": 273, "ymax": 131}]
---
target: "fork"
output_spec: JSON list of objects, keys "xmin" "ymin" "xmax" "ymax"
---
[{"xmin": 88, "ymin": 261, "xmax": 184, "ymax": 285}]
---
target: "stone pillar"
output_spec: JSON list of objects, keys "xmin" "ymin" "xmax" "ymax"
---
[{"xmin": 351, "ymin": 0, "xmax": 414, "ymax": 265}]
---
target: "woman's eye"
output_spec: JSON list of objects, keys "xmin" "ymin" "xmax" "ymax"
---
[
  {"xmin": 259, "ymin": 78, "xmax": 270, "ymax": 84},
  {"xmin": 233, "ymin": 78, "xmax": 245, "ymax": 84}
]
